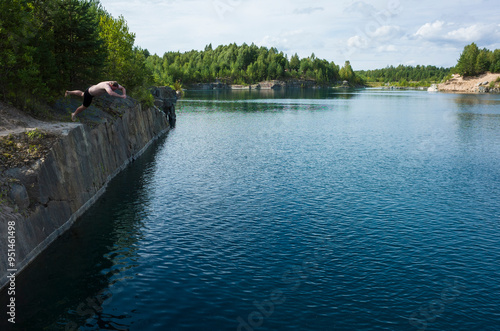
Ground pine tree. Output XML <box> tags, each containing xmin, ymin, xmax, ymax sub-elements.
<box><xmin>475</xmin><ymin>48</ymin><xmax>491</xmax><ymax>74</ymax></box>
<box><xmin>52</xmin><ymin>0</ymin><xmax>106</xmax><ymax>87</ymax></box>
<box><xmin>456</xmin><ymin>43</ymin><xmax>479</xmax><ymax>77</ymax></box>
<box><xmin>290</xmin><ymin>53</ymin><xmax>300</xmax><ymax>71</ymax></box>
<box><xmin>339</xmin><ymin>61</ymin><xmax>355</xmax><ymax>82</ymax></box>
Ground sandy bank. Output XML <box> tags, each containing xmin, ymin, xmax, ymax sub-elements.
<box><xmin>438</xmin><ymin>72</ymin><xmax>500</xmax><ymax>93</ymax></box>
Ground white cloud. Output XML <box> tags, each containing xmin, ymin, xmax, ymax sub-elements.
<box><xmin>372</xmin><ymin>25</ymin><xmax>401</xmax><ymax>39</ymax></box>
<box><xmin>446</xmin><ymin>24</ymin><xmax>489</xmax><ymax>42</ymax></box>
<box><xmin>347</xmin><ymin>35</ymin><xmax>369</xmax><ymax>49</ymax></box>
<box><xmin>415</xmin><ymin>21</ymin><xmax>500</xmax><ymax>46</ymax></box>
<box><xmin>415</xmin><ymin>20</ymin><xmax>445</xmax><ymax>39</ymax></box>
<box><xmin>344</xmin><ymin>25</ymin><xmax>401</xmax><ymax>55</ymax></box>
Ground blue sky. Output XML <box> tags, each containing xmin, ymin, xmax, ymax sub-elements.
<box><xmin>98</xmin><ymin>0</ymin><xmax>500</xmax><ymax>70</ymax></box>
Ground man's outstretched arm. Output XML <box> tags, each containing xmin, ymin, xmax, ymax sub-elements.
<box><xmin>118</xmin><ymin>85</ymin><xmax>126</xmax><ymax>98</ymax></box>
<box><xmin>104</xmin><ymin>84</ymin><xmax>127</xmax><ymax>99</ymax></box>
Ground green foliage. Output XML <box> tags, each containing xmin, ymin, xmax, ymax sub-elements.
<box><xmin>96</xmin><ymin>9</ymin><xmax>154</xmax><ymax>104</ymax></box>
<box><xmin>0</xmin><ymin>0</ymin><xmax>153</xmax><ymax>111</ymax></box>
<box><xmin>172</xmin><ymin>80</ymin><xmax>183</xmax><ymax>91</ymax></box>
<box><xmin>357</xmin><ymin>65</ymin><xmax>451</xmax><ymax>85</ymax></box>
<box><xmin>475</xmin><ymin>48</ymin><xmax>490</xmax><ymax>73</ymax></box>
<box><xmin>134</xmin><ymin>87</ymin><xmax>155</xmax><ymax>108</ymax></box>
<box><xmin>0</xmin><ymin>0</ymin><xmax>107</xmax><ymax>111</ymax></box>
<box><xmin>26</xmin><ymin>128</ymin><xmax>45</xmax><ymax>141</ymax></box>
<box><xmin>0</xmin><ymin>0</ymin><xmax>44</xmax><ymax>108</ymax></box>
<box><xmin>53</xmin><ymin>0</ymin><xmax>106</xmax><ymax>87</ymax></box>
<box><xmin>456</xmin><ymin>43</ymin><xmax>480</xmax><ymax>77</ymax></box>
<box><xmin>145</xmin><ymin>43</ymin><xmax>345</xmax><ymax>86</ymax></box>
<box><xmin>492</xmin><ymin>50</ymin><xmax>500</xmax><ymax>73</ymax></box>
<box><xmin>455</xmin><ymin>43</ymin><xmax>500</xmax><ymax>77</ymax></box>
<box><xmin>98</xmin><ymin>13</ymin><xmax>134</xmax><ymax>81</ymax></box>
<box><xmin>339</xmin><ymin>61</ymin><xmax>364</xmax><ymax>85</ymax></box>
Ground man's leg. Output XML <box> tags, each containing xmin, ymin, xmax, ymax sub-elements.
<box><xmin>72</xmin><ymin>105</ymin><xmax>87</xmax><ymax>122</ymax></box>
<box><xmin>65</xmin><ymin>90</ymin><xmax>84</xmax><ymax>97</ymax></box>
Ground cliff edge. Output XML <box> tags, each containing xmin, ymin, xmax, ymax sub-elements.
<box><xmin>0</xmin><ymin>87</ymin><xmax>176</xmax><ymax>290</ymax></box>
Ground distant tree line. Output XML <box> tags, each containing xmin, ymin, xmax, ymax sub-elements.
<box><xmin>454</xmin><ymin>43</ymin><xmax>500</xmax><ymax>77</ymax></box>
<box><xmin>145</xmin><ymin>43</ymin><xmax>364</xmax><ymax>87</ymax></box>
<box><xmin>356</xmin><ymin>65</ymin><xmax>451</xmax><ymax>86</ymax></box>
<box><xmin>0</xmin><ymin>0</ymin><xmax>152</xmax><ymax>114</ymax></box>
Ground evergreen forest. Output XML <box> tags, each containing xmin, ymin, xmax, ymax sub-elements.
<box><xmin>356</xmin><ymin>65</ymin><xmax>452</xmax><ymax>87</ymax></box>
<box><xmin>144</xmin><ymin>44</ymin><xmax>363</xmax><ymax>87</ymax></box>
<box><xmin>454</xmin><ymin>43</ymin><xmax>500</xmax><ymax>77</ymax></box>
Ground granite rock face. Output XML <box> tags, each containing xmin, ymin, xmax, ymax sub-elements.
<box><xmin>152</xmin><ymin>86</ymin><xmax>177</xmax><ymax>128</ymax></box>
<box><xmin>0</xmin><ymin>94</ymin><xmax>172</xmax><ymax>290</ymax></box>
<box><xmin>8</xmin><ymin>184</ymin><xmax>29</xmax><ymax>209</ymax></box>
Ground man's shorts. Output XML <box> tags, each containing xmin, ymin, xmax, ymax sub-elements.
<box><xmin>83</xmin><ymin>88</ymin><xmax>93</xmax><ymax>107</ymax></box>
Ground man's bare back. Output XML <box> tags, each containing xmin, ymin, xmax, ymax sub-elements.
<box><xmin>88</xmin><ymin>81</ymin><xmax>126</xmax><ymax>97</ymax></box>
<box><xmin>65</xmin><ymin>81</ymin><xmax>127</xmax><ymax>121</ymax></box>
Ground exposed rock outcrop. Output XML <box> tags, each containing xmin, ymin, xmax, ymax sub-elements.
<box><xmin>0</xmin><ymin>93</ymin><xmax>173</xmax><ymax>290</ymax></box>
<box><xmin>438</xmin><ymin>72</ymin><xmax>500</xmax><ymax>93</ymax></box>
<box><xmin>151</xmin><ymin>86</ymin><xmax>177</xmax><ymax>127</ymax></box>
<box><xmin>427</xmin><ymin>84</ymin><xmax>438</xmax><ymax>92</ymax></box>
<box><xmin>187</xmin><ymin>79</ymin><xmax>326</xmax><ymax>90</ymax></box>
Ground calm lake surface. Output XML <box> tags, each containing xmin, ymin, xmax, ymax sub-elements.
<box><xmin>2</xmin><ymin>88</ymin><xmax>500</xmax><ymax>330</ymax></box>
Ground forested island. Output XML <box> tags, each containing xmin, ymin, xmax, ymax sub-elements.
<box><xmin>2</xmin><ymin>0</ymin><xmax>500</xmax><ymax>119</ymax></box>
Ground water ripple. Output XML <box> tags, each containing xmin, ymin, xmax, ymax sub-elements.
<box><xmin>5</xmin><ymin>90</ymin><xmax>500</xmax><ymax>330</ymax></box>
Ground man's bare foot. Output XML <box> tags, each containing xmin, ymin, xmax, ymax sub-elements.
<box><xmin>71</xmin><ymin>113</ymin><xmax>76</xmax><ymax>122</ymax></box>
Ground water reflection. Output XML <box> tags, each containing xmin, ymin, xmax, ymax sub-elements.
<box><xmin>178</xmin><ymin>88</ymin><xmax>360</xmax><ymax>114</ymax></box>
<box><xmin>452</xmin><ymin>93</ymin><xmax>500</xmax><ymax>136</ymax></box>
<box><xmin>0</xmin><ymin>135</ymin><xmax>168</xmax><ymax>330</ymax></box>
<box><xmin>183</xmin><ymin>87</ymin><xmax>360</xmax><ymax>101</ymax></box>
<box><xmin>452</xmin><ymin>93</ymin><xmax>500</xmax><ymax>108</ymax></box>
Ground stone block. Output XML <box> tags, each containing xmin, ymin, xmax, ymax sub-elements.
<box><xmin>9</xmin><ymin>183</ymin><xmax>29</xmax><ymax>209</ymax></box>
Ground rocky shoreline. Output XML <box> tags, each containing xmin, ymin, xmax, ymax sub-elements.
<box><xmin>187</xmin><ymin>79</ymin><xmax>353</xmax><ymax>90</ymax></box>
<box><xmin>0</xmin><ymin>87</ymin><xmax>176</xmax><ymax>291</ymax></box>
<box><xmin>437</xmin><ymin>72</ymin><xmax>500</xmax><ymax>93</ymax></box>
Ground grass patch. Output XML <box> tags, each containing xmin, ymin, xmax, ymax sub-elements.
<box><xmin>0</xmin><ymin>129</ymin><xmax>58</xmax><ymax>169</ymax></box>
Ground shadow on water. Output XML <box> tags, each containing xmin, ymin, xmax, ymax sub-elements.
<box><xmin>0</xmin><ymin>133</ymin><xmax>170</xmax><ymax>330</ymax></box>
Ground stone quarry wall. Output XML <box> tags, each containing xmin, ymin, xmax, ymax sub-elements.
<box><xmin>0</xmin><ymin>88</ymin><xmax>175</xmax><ymax>290</ymax></box>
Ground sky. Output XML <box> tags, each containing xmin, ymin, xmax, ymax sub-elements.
<box><xmin>98</xmin><ymin>0</ymin><xmax>500</xmax><ymax>70</ymax></box>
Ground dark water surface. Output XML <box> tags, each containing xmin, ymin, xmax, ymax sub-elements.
<box><xmin>2</xmin><ymin>89</ymin><xmax>500</xmax><ymax>330</ymax></box>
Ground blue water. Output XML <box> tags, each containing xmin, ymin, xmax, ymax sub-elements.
<box><xmin>2</xmin><ymin>89</ymin><xmax>500</xmax><ymax>330</ymax></box>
